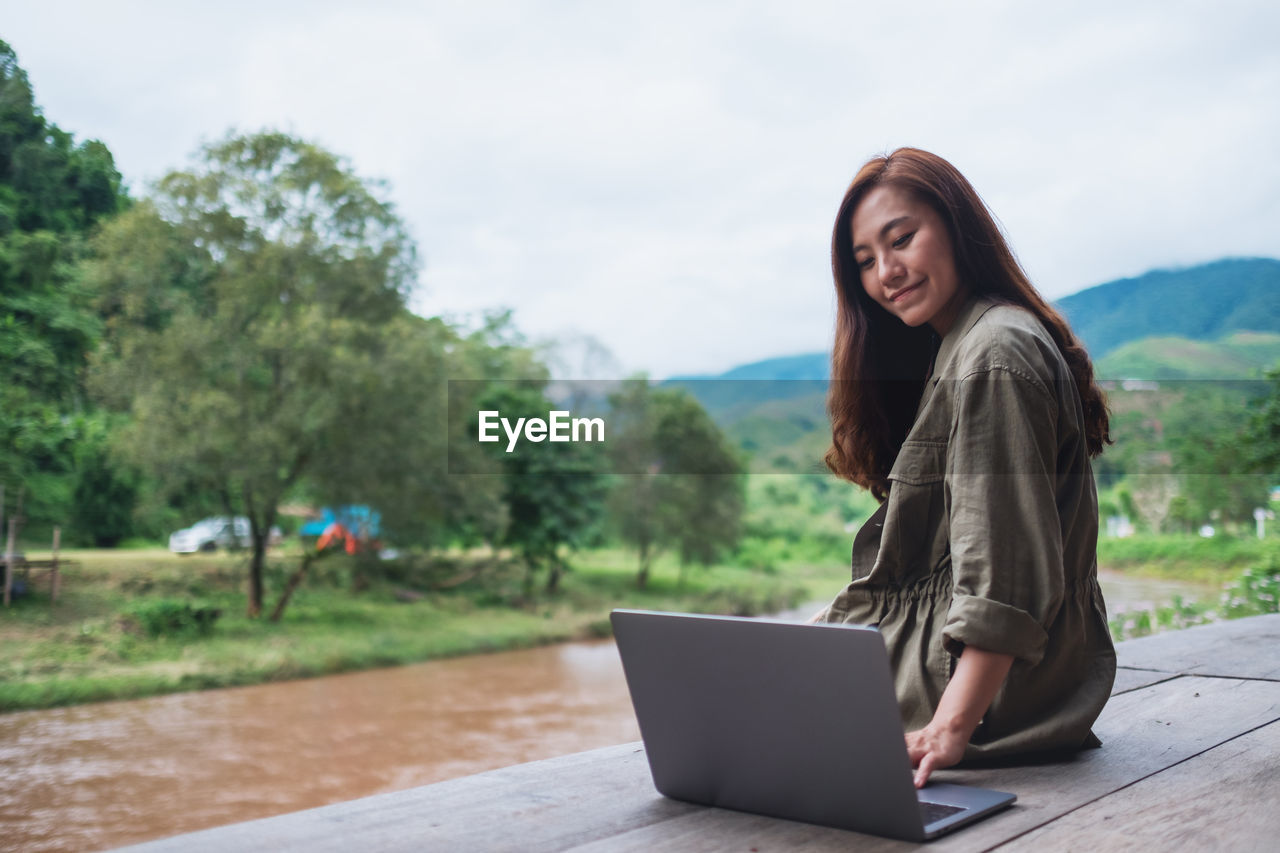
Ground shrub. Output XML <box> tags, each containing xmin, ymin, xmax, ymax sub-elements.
<box><xmin>1220</xmin><ymin>559</ymin><xmax>1280</xmax><ymax>617</ymax></box>
<box><xmin>123</xmin><ymin>599</ymin><xmax>221</xmax><ymax>638</ymax></box>
<box><xmin>1109</xmin><ymin>595</ymin><xmax>1214</xmax><ymax>642</ymax></box>
<box><xmin>1109</xmin><ymin>558</ymin><xmax>1280</xmax><ymax>641</ymax></box>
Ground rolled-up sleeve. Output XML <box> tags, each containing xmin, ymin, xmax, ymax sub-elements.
<box><xmin>942</xmin><ymin>366</ymin><xmax>1064</xmax><ymax>665</ymax></box>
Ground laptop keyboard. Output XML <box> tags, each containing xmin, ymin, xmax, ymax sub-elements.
<box><xmin>920</xmin><ymin>801</ymin><xmax>966</xmax><ymax>824</ymax></box>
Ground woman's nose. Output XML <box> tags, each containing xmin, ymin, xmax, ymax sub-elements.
<box><xmin>879</xmin><ymin>253</ymin><xmax>906</xmax><ymax>286</ymax></box>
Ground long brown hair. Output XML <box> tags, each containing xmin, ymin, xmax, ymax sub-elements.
<box><xmin>825</xmin><ymin>148</ymin><xmax>1111</xmax><ymax>500</ymax></box>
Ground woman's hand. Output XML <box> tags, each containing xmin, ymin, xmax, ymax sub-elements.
<box><xmin>905</xmin><ymin>645</ymin><xmax>1014</xmax><ymax>787</ymax></box>
<box><xmin>905</xmin><ymin>721</ymin><xmax>970</xmax><ymax>788</ymax></box>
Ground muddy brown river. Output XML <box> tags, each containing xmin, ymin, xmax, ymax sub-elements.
<box><xmin>1</xmin><ymin>572</ymin><xmax>1219</xmax><ymax>852</ymax></box>
<box><xmin>0</xmin><ymin>641</ymin><xmax>640</xmax><ymax>852</ymax></box>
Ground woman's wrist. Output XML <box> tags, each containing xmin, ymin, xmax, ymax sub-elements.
<box><xmin>928</xmin><ymin>706</ymin><xmax>981</xmax><ymax>740</ymax></box>
<box><xmin>931</xmin><ymin>646</ymin><xmax>1015</xmax><ymax>740</ymax></box>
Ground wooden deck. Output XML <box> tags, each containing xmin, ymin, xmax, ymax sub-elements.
<box><xmin>123</xmin><ymin>614</ymin><xmax>1280</xmax><ymax>852</ymax></box>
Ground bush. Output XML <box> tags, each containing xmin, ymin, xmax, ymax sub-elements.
<box><xmin>1220</xmin><ymin>559</ymin><xmax>1280</xmax><ymax>617</ymax></box>
<box><xmin>1109</xmin><ymin>558</ymin><xmax>1280</xmax><ymax>641</ymax></box>
<box><xmin>1109</xmin><ymin>595</ymin><xmax>1214</xmax><ymax>641</ymax></box>
<box><xmin>123</xmin><ymin>599</ymin><xmax>221</xmax><ymax>638</ymax></box>
<box><xmin>735</xmin><ymin>536</ymin><xmax>788</xmax><ymax>573</ymax></box>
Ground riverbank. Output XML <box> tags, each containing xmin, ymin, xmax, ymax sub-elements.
<box><xmin>0</xmin><ymin>546</ymin><xmax>847</xmax><ymax>713</ymax></box>
<box><xmin>4</xmin><ymin>536</ymin><xmax>1276</xmax><ymax>713</ymax></box>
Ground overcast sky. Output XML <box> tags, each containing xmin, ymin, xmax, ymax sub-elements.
<box><xmin>6</xmin><ymin>1</ymin><xmax>1278</xmax><ymax>377</ymax></box>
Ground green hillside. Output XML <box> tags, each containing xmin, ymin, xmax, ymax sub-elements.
<box><xmin>721</xmin><ymin>391</ymin><xmax>829</xmax><ymax>472</ymax></box>
<box><xmin>1096</xmin><ymin>332</ymin><xmax>1280</xmax><ymax>380</ymax></box>
<box><xmin>1056</xmin><ymin>257</ymin><xmax>1280</xmax><ymax>358</ymax></box>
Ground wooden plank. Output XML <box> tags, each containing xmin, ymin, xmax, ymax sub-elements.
<box><xmin>120</xmin><ymin>743</ymin><xmax>695</xmax><ymax>853</ymax></box>
<box><xmin>567</xmin><ymin>677</ymin><xmax>1280</xmax><ymax>852</ymax></box>
<box><xmin>567</xmin><ymin>805</ymin><xmax>921</xmax><ymax>853</ymax></box>
<box><xmin>1110</xmin><ymin>667</ymin><xmax>1180</xmax><ymax>695</ymax></box>
<box><xmin>996</xmin><ymin>720</ymin><xmax>1280</xmax><ymax>852</ymax></box>
<box><xmin>924</xmin><ymin>676</ymin><xmax>1280</xmax><ymax>851</ymax></box>
<box><xmin>1113</xmin><ymin>614</ymin><xmax>1280</xmax><ymax>680</ymax></box>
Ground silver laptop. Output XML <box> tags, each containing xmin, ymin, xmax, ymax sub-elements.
<box><xmin>610</xmin><ymin>609</ymin><xmax>1016</xmax><ymax>841</ymax></box>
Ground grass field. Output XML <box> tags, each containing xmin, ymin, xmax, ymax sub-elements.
<box><xmin>0</xmin><ymin>545</ymin><xmax>850</xmax><ymax>712</ymax></box>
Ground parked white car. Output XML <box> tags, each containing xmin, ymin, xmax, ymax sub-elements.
<box><xmin>168</xmin><ymin>517</ymin><xmax>280</xmax><ymax>554</ymax></box>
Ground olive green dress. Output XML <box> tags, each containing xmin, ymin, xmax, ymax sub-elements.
<box><xmin>820</xmin><ymin>295</ymin><xmax>1116</xmax><ymax>759</ymax></box>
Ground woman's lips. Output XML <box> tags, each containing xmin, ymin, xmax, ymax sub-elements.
<box><xmin>889</xmin><ymin>281</ymin><xmax>923</xmax><ymax>302</ymax></box>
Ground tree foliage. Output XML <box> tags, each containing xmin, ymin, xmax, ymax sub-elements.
<box><xmin>1245</xmin><ymin>367</ymin><xmax>1280</xmax><ymax>477</ymax></box>
<box><xmin>1168</xmin><ymin>387</ymin><xmax>1270</xmax><ymax>530</ymax></box>
<box><xmin>0</xmin><ymin>40</ymin><xmax>127</xmax><ymax>532</ymax></box>
<box><xmin>607</xmin><ymin>382</ymin><xmax>746</xmax><ymax>588</ymax></box>
<box><xmin>477</xmin><ymin>383</ymin><xmax>608</xmax><ymax>595</ymax></box>
<box><xmin>88</xmin><ymin>131</ymin><xmax>421</xmax><ymax>617</ymax></box>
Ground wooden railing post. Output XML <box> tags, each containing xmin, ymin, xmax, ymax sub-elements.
<box><xmin>3</xmin><ymin>517</ymin><xmax>15</xmax><ymax>607</ymax></box>
<box><xmin>52</xmin><ymin>526</ymin><xmax>61</xmax><ymax>603</ymax></box>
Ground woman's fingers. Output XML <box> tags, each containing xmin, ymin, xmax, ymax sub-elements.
<box><xmin>914</xmin><ymin>753</ymin><xmax>936</xmax><ymax>788</ymax></box>
<box><xmin>905</xmin><ymin>727</ymin><xmax>961</xmax><ymax>786</ymax></box>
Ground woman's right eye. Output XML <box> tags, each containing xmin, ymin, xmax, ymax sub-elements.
<box><xmin>857</xmin><ymin>257</ymin><xmax>874</xmax><ymax>270</ymax></box>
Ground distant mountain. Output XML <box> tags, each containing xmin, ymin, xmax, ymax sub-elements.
<box><xmin>717</xmin><ymin>353</ymin><xmax>830</xmax><ymax>381</ymax></box>
<box><xmin>1056</xmin><ymin>257</ymin><xmax>1280</xmax><ymax>358</ymax></box>
<box><xmin>667</xmin><ymin>352</ymin><xmax>830</xmax><ymax>382</ymax></box>
<box><xmin>663</xmin><ymin>355</ymin><xmax>830</xmax><ymax>421</ymax></box>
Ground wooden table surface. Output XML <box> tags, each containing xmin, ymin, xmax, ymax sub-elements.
<box><xmin>123</xmin><ymin>614</ymin><xmax>1280</xmax><ymax>852</ymax></box>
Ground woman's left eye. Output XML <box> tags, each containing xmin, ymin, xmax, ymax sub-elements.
<box><xmin>892</xmin><ymin>232</ymin><xmax>914</xmax><ymax>248</ymax></box>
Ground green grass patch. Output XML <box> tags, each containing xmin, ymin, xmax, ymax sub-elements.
<box><xmin>1097</xmin><ymin>534</ymin><xmax>1280</xmax><ymax>581</ymax></box>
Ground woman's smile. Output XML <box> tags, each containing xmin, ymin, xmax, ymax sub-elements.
<box><xmin>888</xmin><ymin>280</ymin><xmax>924</xmax><ymax>302</ymax></box>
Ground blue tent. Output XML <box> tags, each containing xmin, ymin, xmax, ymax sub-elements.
<box><xmin>299</xmin><ymin>506</ymin><xmax>381</xmax><ymax>538</ymax></box>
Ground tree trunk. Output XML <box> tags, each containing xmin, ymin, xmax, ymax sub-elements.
<box><xmin>244</xmin><ymin>495</ymin><xmax>279</xmax><ymax>619</ymax></box>
<box><xmin>247</xmin><ymin>534</ymin><xmax>266</xmax><ymax>618</ymax></box>
<box><xmin>522</xmin><ymin>555</ymin><xmax>536</xmax><ymax>600</ymax></box>
<box><xmin>636</xmin><ymin>541</ymin><xmax>650</xmax><ymax>590</ymax></box>
<box><xmin>545</xmin><ymin>555</ymin><xmax>563</xmax><ymax>594</ymax></box>
<box><xmin>269</xmin><ymin>552</ymin><xmax>315</xmax><ymax>622</ymax></box>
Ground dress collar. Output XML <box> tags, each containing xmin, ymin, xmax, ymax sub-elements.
<box><xmin>930</xmin><ymin>294</ymin><xmax>998</xmax><ymax>383</ymax></box>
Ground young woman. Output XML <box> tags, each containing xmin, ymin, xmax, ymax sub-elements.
<box><xmin>814</xmin><ymin>148</ymin><xmax>1116</xmax><ymax>788</ymax></box>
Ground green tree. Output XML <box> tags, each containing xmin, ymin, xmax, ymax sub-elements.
<box><xmin>608</xmin><ymin>382</ymin><xmax>746</xmax><ymax>588</ymax></box>
<box><xmin>67</xmin><ymin>412</ymin><xmax>142</xmax><ymax>546</ymax></box>
<box><xmin>88</xmin><ymin>131</ymin><xmax>418</xmax><ymax>617</ymax></box>
<box><xmin>1172</xmin><ymin>385</ymin><xmax>1270</xmax><ymax>529</ymax></box>
<box><xmin>0</xmin><ymin>40</ymin><xmax>127</xmax><ymax>534</ymax></box>
<box><xmin>301</xmin><ymin>312</ymin><xmax>515</xmax><ymax>552</ymax></box>
<box><xmin>1245</xmin><ymin>367</ymin><xmax>1280</xmax><ymax>477</ymax></box>
<box><xmin>476</xmin><ymin>382</ymin><xmax>608</xmax><ymax>596</ymax></box>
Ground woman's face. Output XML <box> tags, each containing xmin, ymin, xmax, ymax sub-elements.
<box><xmin>850</xmin><ymin>184</ymin><xmax>967</xmax><ymax>336</ymax></box>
